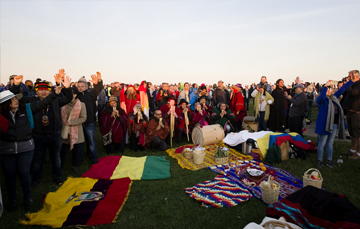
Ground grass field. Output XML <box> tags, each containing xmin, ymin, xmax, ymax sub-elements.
<box><xmin>1</xmin><ymin>102</ymin><xmax>359</xmax><ymax>229</ymax></box>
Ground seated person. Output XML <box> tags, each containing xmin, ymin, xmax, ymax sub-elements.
<box><xmin>211</xmin><ymin>102</ymin><xmax>235</xmax><ymax>133</ymax></box>
<box><xmin>146</xmin><ymin>110</ymin><xmax>170</xmax><ymax>151</ymax></box>
<box><xmin>192</xmin><ymin>102</ymin><xmax>209</xmax><ymax>128</ymax></box>
<box><xmin>128</xmin><ymin>102</ymin><xmax>147</xmax><ymax>151</ymax></box>
<box><xmin>198</xmin><ymin>95</ymin><xmax>213</xmax><ymax>116</ymax></box>
<box><xmin>178</xmin><ymin>99</ymin><xmax>192</xmax><ymax>142</ymax></box>
<box><xmin>100</xmin><ymin>96</ymin><xmax>128</xmax><ymax>154</ymax></box>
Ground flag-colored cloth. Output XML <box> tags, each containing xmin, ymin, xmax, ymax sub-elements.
<box><xmin>138</xmin><ymin>81</ymin><xmax>149</xmax><ymax>119</ymax></box>
<box><xmin>20</xmin><ymin>177</ymin><xmax>132</xmax><ymax>228</ymax></box>
<box><xmin>166</xmin><ymin>143</ymin><xmax>253</xmax><ymax>171</ymax></box>
<box><xmin>257</xmin><ymin>132</ymin><xmax>315</xmax><ymax>159</ymax></box>
<box><xmin>185</xmin><ymin>175</ymin><xmax>252</xmax><ymax>208</ymax></box>
<box><xmin>82</xmin><ymin>155</ymin><xmax>171</xmax><ymax>180</ymax></box>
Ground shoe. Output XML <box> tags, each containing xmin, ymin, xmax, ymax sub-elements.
<box><xmin>326</xmin><ymin>160</ymin><xmax>336</xmax><ymax>168</ymax></box>
<box><xmin>72</xmin><ymin>166</ymin><xmax>79</xmax><ymax>174</ymax></box>
<box><xmin>6</xmin><ymin>200</ymin><xmax>16</xmax><ymax>212</ymax></box>
<box><xmin>54</xmin><ymin>178</ymin><xmax>63</xmax><ymax>186</ymax></box>
<box><xmin>24</xmin><ymin>198</ymin><xmax>33</xmax><ymax>210</ymax></box>
<box><xmin>342</xmin><ymin>149</ymin><xmax>354</xmax><ymax>156</ymax></box>
<box><xmin>31</xmin><ymin>180</ymin><xmax>41</xmax><ymax>189</ymax></box>
<box><xmin>349</xmin><ymin>153</ymin><xmax>360</xmax><ymax>160</ymax></box>
<box><xmin>317</xmin><ymin>160</ymin><xmax>325</xmax><ymax>168</ymax></box>
<box><xmin>346</xmin><ymin>136</ymin><xmax>351</xmax><ymax>140</ymax></box>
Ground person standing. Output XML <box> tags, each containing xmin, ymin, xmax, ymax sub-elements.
<box><xmin>213</xmin><ymin>80</ymin><xmax>230</xmax><ymax>107</ymax></box>
<box><xmin>230</xmin><ymin>84</ymin><xmax>247</xmax><ymax>131</ymax></box>
<box><xmin>269</xmin><ymin>79</ymin><xmax>287</xmax><ymax>132</ymax></box>
<box><xmin>243</xmin><ymin>85</ymin><xmax>251</xmax><ymax>111</ymax></box>
<box><xmin>251</xmin><ymin>85</ymin><xmax>274</xmax><ymax>131</ymax></box>
<box><xmin>76</xmin><ymin>72</ymin><xmax>103</xmax><ymax>164</ymax></box>
<box><xmin>0</xmin><ymin>75</ymin><xmax>61</xmax><ymax>211</ymax></box>
<box><xmin>285</xmin><ymin>84</ymin><xmax>308</xmax><ymax>137</ymax></box>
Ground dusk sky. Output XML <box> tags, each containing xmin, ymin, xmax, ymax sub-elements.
<box><xmin>1</xmin><ymin>0</ymin><xmax>359</xmax><ymax>86</ymax></box>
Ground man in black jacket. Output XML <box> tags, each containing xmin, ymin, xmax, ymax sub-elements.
<box><xmin>76</xmin><ymin>72</ymin><xmax>103</xmax><ymax>164</ymax></box>
<box><xmin>286</xmin><ymin>84</ymin><xmax>308</xmax><ymax>137</ymax></box>
<box><xmin>213</xmin><ymin>80</ymin><xmax>230</xmax><ymax>106</ymax></box>
<box><xmin>12</xmin><ymin>69</ymin><xmax>72</xmax><ymax>187</ymax></box>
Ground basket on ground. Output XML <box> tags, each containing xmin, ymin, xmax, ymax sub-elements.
<box><xmin>192</xmin><ymin>149</ymin><xmax>206</xmax><ymax>164</ymax></box>
<box><xmin>303</xmin><ymin>168</ymin><xmax>323</xmax><ymax>189</ymax></box>
<box><xmin>182</xmin><ymin>148</ymin><xmax>193</xmax><ymax>160</ymax></box>
<box><xmin>259</xmin><ymin>176</ymin><xmax>280</xmax><ymax>205</ymax></box>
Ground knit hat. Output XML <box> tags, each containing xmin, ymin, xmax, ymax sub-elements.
<box><xmin>34</xmin><ymin>81</ymin><xmax>52</xmax><ymax>91</ymax></box>
<box><xmin>232</xmin><ymin>84</ymin><xmax>242</xmax><ymax>92</ymax></box>
<box><xmin>78</xmin><ymin>77</ymin><xmax>87</xmax><ymax>84</ymax></box>
<box><xmin>108</xmin><ymin>96</ymin><xmax>118</xmax><ymax>102</ymax></box>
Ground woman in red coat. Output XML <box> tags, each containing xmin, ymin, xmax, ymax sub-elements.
<box><xmin>120</xmin><ymin>84</ymin><xmax>140</xmax><ymax>114</ymax></box>
<box><xmin>100</xmin><ymin>96</ymin><xmax>128</xmax><ymax>154</ymax></box>
<box><xmin>230</xmin><ymin>84</ymin><xmax>247</xmax><ymax>131</ymax></box>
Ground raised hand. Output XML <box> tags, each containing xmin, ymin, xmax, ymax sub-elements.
<box><xmin>54</xmin><ymin>86</ymin><xmax>62</xmax><ymax>94</ymax></box>
<box><xmin>62</xmin><ymin>75</ymin><xmax>71</xmax><ymax>88</ymax></box>
<box><xmin>89</xmin><ymin>74</ymin><xmax>98</xmax><ymax>85</ymax></box>
<box><xmin>59</xmin><ymin>69</ymin><xmax>66</xmax><ymax>79</ymax></box>
<box><xmin>54</xmin><ymin>73</ymin><xmax>61</xmax><ymax>84</ymax></box>
<box><xmin>96</xmin><ymin>71</ymin><xmax>102</xmax><ymax>82</ymax></box>
<box><xmin>13</xmin><ymin>75</ymin><xmax>23</xmax><ymax>85</ymax></box>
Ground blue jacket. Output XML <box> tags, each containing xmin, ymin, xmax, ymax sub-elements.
<box><xmin>189</xmin><ymin>88</ymin><xmax>197</xmax><ymax>111</ymax></box>
<box><xmin>315</xmin><ymin>80</ymin><xmax>353</xmax><ymax>135</ymax></box>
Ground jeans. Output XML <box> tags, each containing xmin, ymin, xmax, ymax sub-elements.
<box><xmin>257</xmin><ymin>111</ymin><xmax>267</xmax><ymax>131</ymax></box>
<box><xmin>244</xmin><ymin>98</ymin><xmax>249</xmax><ymax>110</ymax></box>
<box><xmin>83</xmin><ymin>123</ymin><xmax>98</xmax><ymax>164</ymax></box>
<box><xmin>1</xmin><ymin>150</ymin><xmax>33</xmax><ymax>201</ymax></box>
<box><xmin>32</xmin><ymin>131</ymin><xmax>62</xmax><ymax>183</ymax></box>
<box><xmin>60</xmin><ymin>143</ymin><xmax>83</xmax><ymax>168</ymax></box>
<box><xmin>317</xmin><ymin>124</ymin><xmax>338</xmax><ymax>161</ymax></box>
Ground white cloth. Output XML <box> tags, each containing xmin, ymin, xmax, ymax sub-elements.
<box><xmin>259</xmin><ymin>94</ymin><xmax>266</xmax><ymax>111</ymax></box>
<box><xmin>223</xmin><ymin>130</ymin><xmax>272</xmax><ymax>146</ymax></box>
<box><xmin>243</xmin><ymin>216</ymin><xmax>301</xmax><ymax>229</ymax></box>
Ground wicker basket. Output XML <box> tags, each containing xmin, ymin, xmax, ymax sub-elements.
<box><xmin>303</xmin><ymin>168</ymin><xmax>323</xmax><ymax>189</ymax></box>
<box><xmin>243</xmin><ymin>120</ymin><xmax>258</xmax><ymax>133</ymax></box>
<box><xmin>182</xmin><ymin>149</ymin><xmax>193</xmax><ymax>160</ymax></box>
<box><xmin>260</xmin><ymin>176</ymin><xmax>280</xmax><ymax>205</ymax></box>
<box><xmin>192</xmin><ymin>150</ymin><xmax>206</xmax><ymax>164</ymax></box>
<box><xmin>214</xmin><ymin>156</ymin><xmax>229</xmax><ymax>165</ymax></box>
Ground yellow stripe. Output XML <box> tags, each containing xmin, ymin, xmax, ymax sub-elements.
<box><xmin>20</xmin><ymin>177</ymin><xmax>98</xmax><ymax>227</ymax></box>
<box><xmin>110</xmin><ymin>156</ymin><xmax>147</xmax><ymax>180</ymax></box>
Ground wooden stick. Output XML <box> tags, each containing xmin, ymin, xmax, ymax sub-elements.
<box><xmin>184</xmin><ymin>110</ymin><xmax>189</xmax><ymax>141</ymax></box>
<box><xmin>170</xmin><ymin>106</ymin><xmax>175</xmax><ymax>147</ymax></box>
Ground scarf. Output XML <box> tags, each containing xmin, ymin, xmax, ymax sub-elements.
<box><xmin>326</xmin><ymin>95</ymin><xmax>345</xmax><ymax>139</ymax></box>
<box><xmin>61</xmin><ymin>99</ymin><xmax>81</xmax><ymax>150</ymax></box>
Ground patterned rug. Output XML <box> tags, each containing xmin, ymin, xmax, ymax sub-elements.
<box><xmin>209</xmin><ymin>159</ymin><xmax>304</xmax><ymax>202</ymax></box>
<box><xmin>166</xmin><ymin>143</ymin><xmax>253</xmax><ymax>171</ymax></box>
<box><xmin>184</xmin><ymin>175</ymin><xmax>252</xmax><ymax>208</ymax></box>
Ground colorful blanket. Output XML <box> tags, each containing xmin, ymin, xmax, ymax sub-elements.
<box><xmin>82</xmin><ymin>156</ymin><xmax>170</xmax><ymax>180</ymax></box>
<box><xmin>184</xmin><ymin>175</ymin><xmax>252</xmax><ymax>208</ymax></box>
<box><xmin>209</xmin><ymin>159</ymin><xmax>303</xmax><ymax>202</ymax></box>
<box><xmin>166</xmin><ymin>143</ymin><xmax>253</xmax><ymax>171</ymax></box>
<box><xmin>267</xmin><ymin>186</ymin><xmax>360</xmax><ymax>228</ymax></box>
<box><xmin>20</xmin><ymin>177</ymin><xmax>131</xmax><ymax>228</ymax></box>
<box><xmin>257</xmin><ymin>132</ymin><xmax>316</xmax><ymax>159</ymax></box>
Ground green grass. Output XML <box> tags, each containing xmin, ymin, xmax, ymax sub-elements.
<box><xmin>1</xmin><ymin>103</ymin><xmax>359</xmax><ymax>229</ymax></box>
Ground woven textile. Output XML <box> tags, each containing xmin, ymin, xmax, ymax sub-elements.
<box><xmin>184</xmin><ymin>175</ymin><xmax>252</xmax><ymax>208</ymax></box>
<box><xmin>166</xmin><ymin>143</ymin><xmax>253</xmax><ymax>171</ymax></box>
<box><xmin>209</xmin><ymin>159</ymin><xmax>303</xmax><ymax>203</ymax></box>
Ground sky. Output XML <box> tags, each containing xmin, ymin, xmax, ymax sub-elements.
<box><xmin>1</xmin><ymin>0</ymin><xmax>359</xmax><ymax>86</ymax></box>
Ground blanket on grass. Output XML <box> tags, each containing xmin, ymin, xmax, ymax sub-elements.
<box><xmin>20</xmin><ymin>177</ymin><xmax>131</xmax><ymax>228</ymax></box>
<box><xmin>82</xmin><ymin>156</ymin><xmax>170</xmax><ymax>180</ymax></box>
<box><xmin>184</xmin><ymin>175</ymin><xmax>252</xmax><ymax>208</ymax></box>
<box><xmin>267</xmin><ymin>185</ymin><xmax>360</xmax><ymax>229</ymax></box>
<box><xmin>257</xmin><ymin>132</ymin><xmax>316</xmax><ymax>159</ymax></box>
<box><xmin>209</xmin><ymin>159</ymin><xmax>303</xmax><ymax>203</ymax></box>
<box><xmin>166</xmin><ymin>143</ymin><xmax>252</xmax><ymax>171</ymax></box>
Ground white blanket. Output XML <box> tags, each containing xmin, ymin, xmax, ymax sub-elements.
<box><xmin>223</xmin><ymin>130</ymin><xmax>273</xmax><ymax>146</ymax></box>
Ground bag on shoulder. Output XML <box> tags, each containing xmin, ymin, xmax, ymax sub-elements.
<box><xmin>103</xmin><ymin>118</ymin><xmax>116</xmax><ymax>146</ymax></box>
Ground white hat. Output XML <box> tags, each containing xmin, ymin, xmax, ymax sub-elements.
<box><xmin>0</xmin><ymin>90</ymin><xmax>23</xmax><ymax>104</ymax></box>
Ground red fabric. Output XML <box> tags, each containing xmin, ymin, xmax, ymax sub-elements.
<box><xmin>175</xmin><ymin>91</ymin><xmax>180</xmax><ymax>100</ymax></box>
<box><xmin>160</xmin><ymin>104</ymin><xmax>183</xmax><ymax>128</ymax></box>
<box><xmin>155</xmin><ymin>92</ymin><xmax>162</xmax><ymax>102</ymax></box>
<box><xmin>175</xmin><ymin>145</ymin><xmax>194</xmax><ymax>154</ymax></box>
<box><xmin>86</xmin><ymin>177</ymin><xmax>131</xmax><ymax>225</ymax></box>
<box><xmin>230</xmin><ymin>92</ymin><xmax>247</xmax><ymax>122</ymax></box>
<box><xmin>0</xmin><ymin>113</ymin><xmax>9</xmax><ymax>133</ymax></box>
<box><xmin>192</xmin><ymin>110</ymin><xmax>209</xmax><ymax>128</ymax></box>
<box><xmin>274</xmin><ymin>135</ymin><xmax>316</xmax><ymax>151</ymax></box>
<box><xmin>202</xmin><ymin>104</ymin><xmax>213</xmax><ymax>116</ymax></box>
<box><xmin>82</xmin><ymin>156</ymin><xmax>122</xmax><ymax>179</ymax></box>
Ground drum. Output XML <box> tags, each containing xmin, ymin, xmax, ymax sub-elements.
<box><xmin>192</xmin><ymin>124</ymin><xmax>225</xmax><ymax>146</ymax></box>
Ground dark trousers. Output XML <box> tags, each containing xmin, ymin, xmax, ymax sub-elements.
<box><xmin>105</xmin><ymin>141</ymin><xmax>125</xmax><ymax>154</ymax></box>
<box><xmin>130</xmin><ymin>133</ymin><xmax>145</xmax><ymax>151</ymax></box>
<box><xmin>151</xmin><ymin>136</ymin><xmax>167</xmax><ymax>151</ymax></box>
<box><xmin>83</xmin><ymin>123</ymin><xmax>98</xmax><ymax>164</ymax></box>
<box><xmin>60</xmin><ymin>143</ymin><xmax>83</xmax><ymax>168</ymax></box>
<box><xmin>32</xmin><ymin>131</ymin><xmax>62</xmax><ymax>183</ymax></box>
<box><xmin>244</xmin><ymin>98</ymin><xmax>250</xmax><ymax>110</ymax></box>
<box><xmin>1</xmin><ymin>150</ymin><xmax>33</xmax><ymax>201</ymax></box>
<box><xmin>288</xmin><ymin>116</ymin><xmax>304</xmax><ymax>137</ymax></box>
<box><xmin>257</xmin><ymin>111</ymin><xmax>267</xmax><ymax>131</ymax></box>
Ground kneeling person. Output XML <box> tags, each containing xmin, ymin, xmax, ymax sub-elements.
<box><xmin>146</xmin><ymin>110</ymin><xmax>169</xmax><ymax>151</ymax></box>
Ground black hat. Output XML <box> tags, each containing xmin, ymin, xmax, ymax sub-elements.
<box><xmin>178</xmin><ymin>99</ymin><xmax>188</xmax><ymax>106</ymax></box>
<box><xmin>197</xmin><ymin>95</ymin><xmax>208</xmax><ymax>102</ymax></box>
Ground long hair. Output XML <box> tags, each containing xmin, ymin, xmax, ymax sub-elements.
<box><xmin>0</xmin><ymin>99</ymin><xmax>25</xmax><ymax>119</ymax></box>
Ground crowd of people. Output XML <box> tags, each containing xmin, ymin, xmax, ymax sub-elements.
<box><xmin>0</xmin><ymin>69</ymin><xmax>359</xmax><ymax>212</ymax></box>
